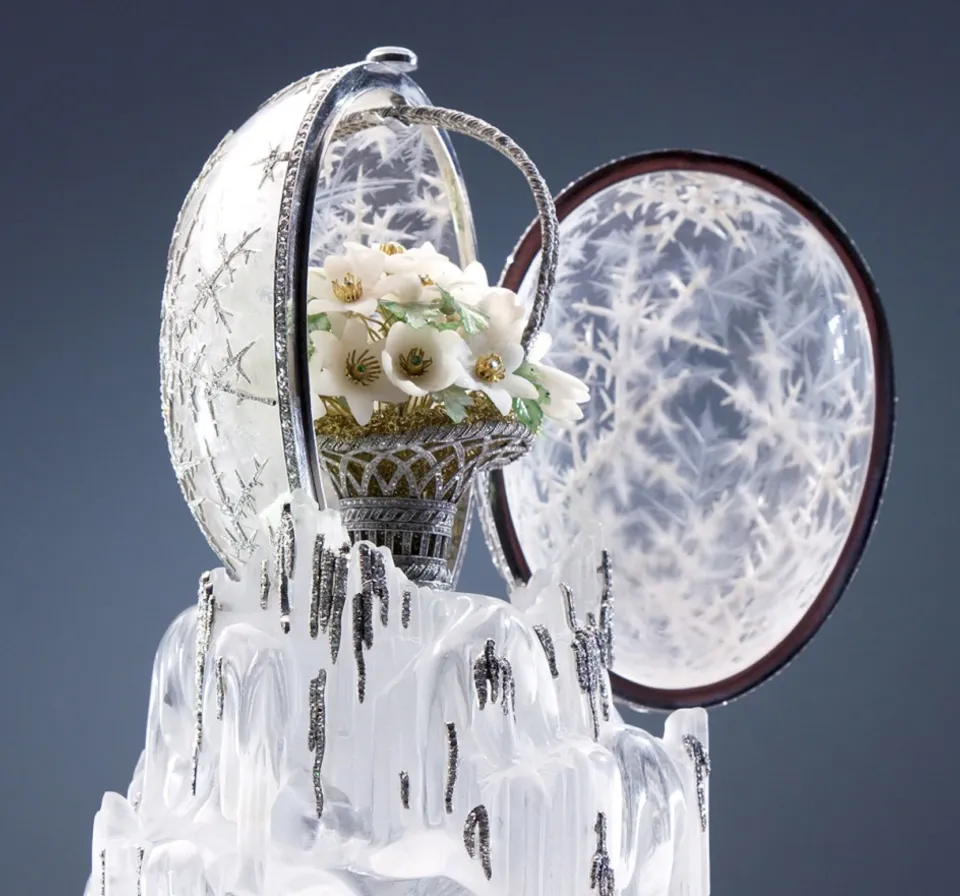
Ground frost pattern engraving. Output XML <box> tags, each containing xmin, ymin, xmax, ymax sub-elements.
<box><xmin>501</xmin><ymin>169</ymin><xmax>877</xmax><ymax>691</ymax></box>
<box><xmin>160</xmin><ymin>75</ymin><xmax>467</xmax><ymax>575</ymax></box>
<box><xmin>309</xmin><ymin>119</ymin><xmax>462</xmax><ymax>266</ymax></box>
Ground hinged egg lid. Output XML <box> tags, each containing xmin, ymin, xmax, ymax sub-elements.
<box><xmin>480</xmin><ymin>151</ymin><xmax>895</xmax><ymax>709</ymax></box>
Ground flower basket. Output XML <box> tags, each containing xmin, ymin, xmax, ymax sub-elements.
<box><xmin>316</xmin><ymin>418</ymin><xmax>533</xmax><ymax>588</ymax></box>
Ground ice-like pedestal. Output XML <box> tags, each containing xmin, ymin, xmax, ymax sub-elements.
<box><xmin>86</xmin><ymin>493</ymin><xmax>709</xmax><ymax>896</ymax></box>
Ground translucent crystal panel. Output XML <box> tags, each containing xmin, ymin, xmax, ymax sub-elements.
<box><xmin>309</xmin><ymin>110</ymin><xmax>466</xmax><ymax>266</ymax></box>
<box><xmin>86</xmin><ymin>494</ymin><xmax>709</xmax><ymax>896</ymax></box>
<box><xmin>160</xmin><ymin>71</ymin><xmax>472</xmax><ymax>576</ymax></box>
<box><xmin>497</xmin><ymin>165</ymin><xmax>881</xmax><ymax>694</ymax></box>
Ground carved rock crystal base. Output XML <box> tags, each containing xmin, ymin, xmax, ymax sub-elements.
<box><xmin>85</xmin><ymin>492</ymin><xmax>710</xmax><ymax>896</ymax></box>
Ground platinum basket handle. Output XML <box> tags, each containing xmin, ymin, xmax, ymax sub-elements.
<box><xmin>335</xmin><ymin>104</ymin><xmax>558</xmax><ymax>351</ymax></box>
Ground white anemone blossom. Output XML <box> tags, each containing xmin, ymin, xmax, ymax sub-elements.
<box><xmin>309</xmin><ymin>317</ymin><xmax>405</xmax><ymax>425</ymax></box>
<box><xmin>307</xmin><ymin>241</ymin><xmax>386</xmax><ymax>316</ymax></box>
<box><xmin>375</xmin><ymin>242</ymin><xmax>487</xmax><ymax>305</ymax></box>
<box><xmin>438</xmin><ymin>259</ymin><xmax>489</xmax><ymax>306</ymax></box>
<box><xmin>458</xmin><ymin>316</ymin><xmax>538</xmax><ymax>416</ymax></box>
<box><xmin>382</xmin><ymin>322</ymin><xmax>468</xmax><ymax>396</ymax></box>
<box><xmin>478</xmin><ymin>287</ymin><xmax>527</xmax><ymax>342</ymax></box>
<box><xmin>527</xmin><ymin>333</ymin><xmax>590</xmax><ymax>423</ymax></box>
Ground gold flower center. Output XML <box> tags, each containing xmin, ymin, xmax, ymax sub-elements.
<box><xmin>378</xmin><ymin>242</ymin><xmax>406</xmax><ymax>255</ymax></box>
<box><xmin>419</xmin><ymin>274</ymin><xmax>435</xmax><ymax>286</ymax></box>
<box><xmin>475</xmin><ymin>352</ymin><xmax>506</xmax><ymax>384</ymax></box>
<box><xmin>332</xmin><ymin>273</ymin><xmax>363</xmax><ymax>303</ymax></box>
<box><xmin>344</xmin><ymin>349</ymin><xmax>381</xmax><ymax>386</ymax></box>
<box><xmin>398</xmin><ymin>347</ymin><xmax>434</xmax><ymax>378</ymax></box>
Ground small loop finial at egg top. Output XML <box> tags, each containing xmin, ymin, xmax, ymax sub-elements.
<box><xmin>365</xmin><ymin>46</ymin><xmax>418</xmax><ymax>72</ymax></box>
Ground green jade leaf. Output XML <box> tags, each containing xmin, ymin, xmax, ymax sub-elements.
<box><xmin>436</xmin><ymin>287</ymin><xmax>489</xmax><ymax>335</ymax></box>
<box><xmin>434</xmin><ymin>386</ymin><xmax>475</xmax><ymax>424</ymax></box>
<box><xmin>512</xmin><ymin>396</ymin><xmax>544</xmax><ymax>433</ymax></box>
<box><xmin>379</xmin><ymin>300</ymin><xmax>444</xmax><ymax>330</ymax></box>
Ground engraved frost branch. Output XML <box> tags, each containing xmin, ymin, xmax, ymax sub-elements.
<box><xmin>504</xmin><ymin>171</ymin><xmax>876</xmax><ymax>687</ymax></box>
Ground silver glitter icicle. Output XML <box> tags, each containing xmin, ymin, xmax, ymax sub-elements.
<box><xmin>590</xmin><ymin>812</ymin><xmax>615</xmax><ymax>896</ymax></box>
<box><xmin>259</xmin><ymin>559</ymin><xmax>270</xmax><ymax>610</ymax></box>
<box><xmin>359</xmin><ymin>542</ymin><xmax>389</xmax><ymax>626</ymax></box>
<box><xmin>682</xmin><ymin>734</ymin><xmax>711</xmax><ymax>832</ymax></box>
<box><xmin>399</xmin><ymin>770</ymin><xmax>410</xmax><ymax>809</ymax></box>
<box><xmin>136</xmin><ymin>847</ymin><xmax>144</xmax><ymax>896</ymax></box>
<box><xmin>191</xmin><ymin>571</ymin><xmax>216</xmax><ymax>795</ymax></box>
<box><xmin>352</xmin><ymin>587</ymin><xmax>374</xmax><ymax>703</ymax></box>
<box><xmin>280</xmin><ymin>502</ymin><xmax>296</xmax><ymax>574</ymax></box>
<box><xmin>329</xmin><ymin>545</ymin><xmax>349</xmax><ymax>662</ymax></box>
<box><xmin>401</xmin><ymin>589</ymin><xmax>412</xmax><ymax>629</ymax></box>
<box><xmin>308</xmin><ymin>669</ymin><xmax>327</xmax><ymax>819</ymax></box>
<box><xmin>563</xmin><ymin>583</ymin><xmax>610</xmax><ymax>739</ymax></box>
<box><xmin>215</xmin><ymin>657</ymin><xmax>226</xmax><ymax>721</ymax></box>
<box><xmin>472</xmin><ymin>639</ymin><xmax>515</xmax><ymax>717</ymax></box>
<box><xmin>533</xmin><ymin>625</ymin><xmax>559</xmax><ymax>678</ymax></box>
<box><xmin>99</xmin><ymin>848</ymin><xmax>106</xmax><ymax>896</ymax></box>
<box><xmin>309</xmin><ymin>534</ymin><xmax>324</xmax><ymax>639</ymax></box>
<box><xmin>597</xmin><ymin>550</ymin><xmax>615</xmax><ymax>669</ymax></box>
<box><xmin>445</xmin><ymin>722</ymin><xmax>459</xmax><ymax>814</ymax></box>
<box><xmin>316</xmin><ymin>538</ymin><xmax>338</xmax><ymax>636</ymax></box>
<box><xmin>277</xmin><ymin>502</ymin><xmax>295</xmax><ymax>634</ymax></box>
<box><xmin>561</xmin><ymin>581</ymin><xmax>578</xmax><ymax>631</ymax></box>
<box><xmin>463</xmin><ymin>805</ymin><xmax>492</xmax><ymax>880</ymax></box>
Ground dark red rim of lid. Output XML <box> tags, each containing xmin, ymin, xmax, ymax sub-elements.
<box><xmin>488</xmin><ymin>149</ymin><xmax>896</xmax><ymax>711</ymax></box>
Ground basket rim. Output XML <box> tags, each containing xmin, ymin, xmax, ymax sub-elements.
<box><xmin>314</xmin><ymin>417</ymin><xmax>534</xmax><ymax>452</ymax></box>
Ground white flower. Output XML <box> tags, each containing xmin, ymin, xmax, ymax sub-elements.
<box><xmin>527</xmin><ymin>333</ymin><xmax>590</xmax><ymax>423</ymax></box>
<box><xmin>438</xmin><ymin>260</ymin><xmax>489</xmax><ymax>306</ymax></box>
<box><xmin>379</xmin><ymin>242</ymin><xmax>458</xmax><ymax>281</ymax></box>
<box><xmin>307</xmin><ymin>241</ymin><xmax>386</xmax><ymax>316</ymax></box>
<box><xmin>373</xmin><ymin>270</ymin><xmax>426</xmax><ymax>305</ymax></box>
<box><xmin>458</xmin><ymin>330</ymin><xmax>537</xmax><ymax>415</ymax></box>
<box><xmin>477</xmin><ymin>287</ymin><xmax>527</xmax><ymax>342</ymax></box>
<box><xmin>382</xmin><ymin>322</ymin><xmax>468</xmax><ymax>397</ymax></box>
<box><xmin>308</xmin><ymin>317</ymin><xmax>405</xmax><ymax>425</ymax></box>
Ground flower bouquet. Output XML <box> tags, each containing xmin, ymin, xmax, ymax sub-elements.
<box><xmin>306</xmin><ymin>240</ymin><xmax>588</xmax><ymax>587</ymax></box>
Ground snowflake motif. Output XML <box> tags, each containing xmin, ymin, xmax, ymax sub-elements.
<box><xmin>161</xmin><ymin>75</ymin><xmax>469</xmax><ymax>575</ymax></box>
<box><xmin>500</xmin><ymin>169</ymin><xmax>878</xmax><ymax>691</ymax></box>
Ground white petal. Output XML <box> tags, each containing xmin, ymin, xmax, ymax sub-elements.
<box><xmin>355</xmin><ymin>252</ymin><xmax>385</xmax><ymax>289</ymax></box>
<box><xmin>485</xmin><ymin>386</ymin><xmax>514</xmax><ymax>416</ymax></box>
<box><xmin>343</xmin><ymin>389</ymin><xmax>376</xmax><ymax>426</ymax></box>
<box><xmin>309</xmin><ymin>329</ymin><xmax>340</xmax><ymax>363</ymax></box>
<box><xmin>324</xmin><ymin>254</ymin><xmax>351</xmax><ymax>280</ymax></box>
<box><xmin>462</xmin><ymin>261</ymin><xmax>489</xmax><ymax>287</ymax></box>
<box><xmin>375</xmin><ymin>272</ymin><xmax>423</xmax><ymax>304</ymax></box>
<box><xmin>341</xmin><ymin>316</ymin><xmax>374</xmax><ymax>346</ymax></box>
<box><xmin>526</xmin><ymin>332</ymin><xmax>553</xmax><ymax>364</ymax></box>
<box><xmin>537</xmin><ymin>364</ymin><xmax>590</xmax><ymax>402</ymax></box>
<box><xmin>542</xmin><ymin>399</ymin><xmax>585</xmax><ymax>423</ymax></box>
<box><xmin>311</xmin><ymin>367</ymin><xmax>344</xmax><ymax>398</ymax></box>
<box><xmin>307</xmin><ymin>267</ymin><xmax>332</xmax><ymax>301</ymax></box>
<box><xmin>504</xmin><ymin>373</ymin><xmax>538</xmax><ymax>400</ymax></box>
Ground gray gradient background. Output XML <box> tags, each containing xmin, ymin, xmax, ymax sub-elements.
<box><xmin>0</xmin><ymin>1</ymin><xmax>955</xmax><ymax>893</ymax></box>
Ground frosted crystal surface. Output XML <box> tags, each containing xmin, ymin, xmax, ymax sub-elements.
<box><xmin>309</xmin><ymin>111</ymin><xmax>465</xmax><ymax>269</ymax></box>
<box><xmin>160</xmin><ymin>74</ymin><xmax>470</xmax><ymax>577</ymax></box>
<box><xmin>87</xmin><ymin>493</ymin><xmax>709</xmax><ymax>895</ymax></box>
<box><xmin>497</xmin><ymin>169</ymin><xmax>877</xmax><ymax>691</ymax></box>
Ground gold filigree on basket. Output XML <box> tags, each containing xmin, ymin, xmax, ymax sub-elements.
<box><xmin>316</xmin><ymin>417</ymin><xmax>533</xmax><ymax>589</ymax></box>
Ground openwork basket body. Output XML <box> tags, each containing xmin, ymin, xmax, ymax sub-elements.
<box><xmin>317</xmin><ymin>420</ymin><xmax>532</xmax><ymax>588</ymax></box>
